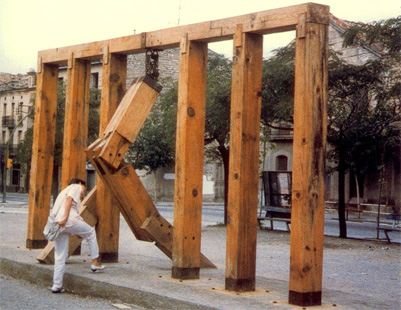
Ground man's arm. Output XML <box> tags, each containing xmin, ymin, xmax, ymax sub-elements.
<box><xmin>58</xmin><ymin>196</ymin><xmax>73</xmax><ymax>227</ymax></box>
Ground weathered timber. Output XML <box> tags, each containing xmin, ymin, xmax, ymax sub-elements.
<box><xmin>95</xmin><ymin>76</ymin><xmax>162</xmax><ymax>169</ymax></box>
<box><xmin>36</xmin><ymin>187</ymin><xmax>98</xmax><ymax>264</ymax></box>
<box><xmin>26</xmin><ymin>64</ymin><xmax>59</xmax><ymax>249</ymax></box>
<box><xmin>288</xmin><ymin>20</ymin><xmax>328</xmax><ymax>307</ymax></box>
<box><xmin>60</xmin><ymin>58</ymin><xmax>91</xmax><ymax>189</ymax></box>
<box><xmin>37</xmin><ymin>3</ymin><xmax>329</xmax><ymax>65</ymax></box>
<box><xmin>88</xmin><ymin>159</ymin><xmax>216</xmax><ymax>269</ymax></box>
<box><xmin>30</xmin><ymin>2</ymin><xmax>329</xmax><ymax>302</ymax></box>
<box><xmin>225</xmin><ymin>29</ymin><xmax>263</xmax><ymax>292</ymax></box>
<box><xmin>142</xmin><ymin>214</ymin><xmax>216</xmax><ymax>269</ymax></box>
<box><xmin>172</xmin><ymin>38</ymin><xmax>208</xmax><ymax>279</ymax></box>
<box><xmin>96</xmin><ymin>53</ymin><xmax>127</xmax><ymax>262</ymax></box>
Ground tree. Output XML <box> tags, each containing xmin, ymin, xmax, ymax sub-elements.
<box><xmin>125</xmin><ymin>77</ymin><xmax>177</xmax><ymax>201</ymax></box>
<box><xmin>261</xmin><ymin>43</ymin><xmax>295</xmax><ymax>127</ymax></box>
<box><xmin>126</xmin><ymin>77</ymin><xmax>177</xmax><ymax>174</ymax></box>
<box><xmin>204</xmin><ymin>53</ymin><xmax>232</xmax><ymax>221</ymax></box>
<box><xmin>259</xmin><ymin>16</ymin><xmax>400</xmax><ymax>238</ymax></box>
<box><xmin>15</xmin><ymin>81</ymin><xmax>101</xmax><ymax>196</ymax></box>
<box><xmin>330</xmin><ymin>16</ymin><xmax>401</xmax><ymax>237</ymax></box>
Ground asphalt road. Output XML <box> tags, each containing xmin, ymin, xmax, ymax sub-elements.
<box><xmin>0</xmin><ymin>273</ymin><xmax>146</xmax><ymax>310</ymax></box>
<box><xmin>1</xmin><ymin>192</ymin><xmax>400</xmax><ymax>243</ymax></box>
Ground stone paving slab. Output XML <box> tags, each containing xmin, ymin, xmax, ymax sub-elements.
<box><xmin>1</xmin><ymin>210</ymin><xmax>400</xmax><ymax>310</ymax></box>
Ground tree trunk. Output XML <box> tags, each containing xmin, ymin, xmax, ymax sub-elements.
<box><xmin>24</xmin><ymin>162</ymin><xmax>31</xmax><ymax>193</ymax></box>
<box><xmin>218</xmin><ymin>144</ymin><xmax>229</xmax><ymax>225</ymax></box>
<box><xmin>338</xmin><ymin>151</ymin><xmax>347</xmax><ymax>238</ymax></box>
<box><xmin>51</xmin><ymin>164</ymin><xmax>60</xmax><ymax>206</ymax></box>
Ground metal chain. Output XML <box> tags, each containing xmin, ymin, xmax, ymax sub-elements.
<box><xmin>145</xmin><ymin>49</ymin><xmax>160</xmax><ymax>81</ymax></box>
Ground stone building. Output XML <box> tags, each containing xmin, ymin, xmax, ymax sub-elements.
<box><xmin>0</xmin><ymin>71</ymin><xmax>36</xmax><ymax>192</ymax></box>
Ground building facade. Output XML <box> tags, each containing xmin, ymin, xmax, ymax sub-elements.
<box><xmin>0</xmin><ymin>71</ymin><xmax>36</xmax><ymax>192</ymax></box>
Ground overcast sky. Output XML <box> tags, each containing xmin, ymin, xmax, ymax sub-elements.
<box><xmin>0</xmin><ymin>0</ymin><xmax>399</xmax><ymax>74</ymax></box>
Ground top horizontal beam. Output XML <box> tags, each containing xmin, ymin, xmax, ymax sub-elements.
<box><xmin>38</xmin><ymin>2</ymin><xmax>329</xmax><ymax>66</ymax></box>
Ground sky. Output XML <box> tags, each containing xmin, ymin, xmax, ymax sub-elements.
<box><xmin>0</xmin><ymin>0</ymin><xmax>400</xmax><ymax>74</ymax></box>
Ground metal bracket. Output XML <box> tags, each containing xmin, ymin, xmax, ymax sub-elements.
<box><xmin>145</xmin><ymin>49</ymin><xmax>160</xmax><ymax>81</ymax></box>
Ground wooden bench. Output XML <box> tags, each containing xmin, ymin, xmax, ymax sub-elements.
<box><xmin>258</xmin><ymin>206</ymin><xmax>291</xmax><ymax>231</ymax></box>
<box><xmin>345</xmin><ymin>207</ymin><xmax>363</xmax><ymax>220</ymax></box>
<box><xmin>377</xmin><ymin>226</ymin><xmax>401</xmax><ymax>244</ymax></box>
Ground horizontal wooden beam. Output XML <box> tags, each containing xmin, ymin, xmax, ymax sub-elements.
<box><xmin>38</xmin><ymin>3</ymin><xmax>329</xmax><ymax>64</ymax></box>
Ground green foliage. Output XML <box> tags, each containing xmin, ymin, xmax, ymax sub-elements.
<box><xmin>343</xmin><ymin>16</ymin><xmax>401</xmax><ymax>58</ymax></box>
<box><xmin>126</xmin><ymin>77</ymin><xmax>177</xmax><ymax>173</ymax></box>
<box><xmin>261</xmin><ymin>43</ymin><xmax>295</xmax><ymax>126</ymax></box>
<box><xmin>88</xmin><ymin>88</ymin><xmax>101</xmax><ymax>145</ymax></box>
<box><xmin>328</xmin><ymin>17</ymin><xmax>401</xmax><ymax>177</ymax></box>
<box><xmin>204</xmin><ymin>53</ymin><xmax>232</xmax><ymax>162</ymax></box>
<box><xmin>15</xmin><ymin>81</ymin><xmax>101</xmax><ymax>170</ymax></box>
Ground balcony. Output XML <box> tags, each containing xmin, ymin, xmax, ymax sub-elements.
<box><xmin>270</xmin><ymin>128</ymin><xmax>294</xmax><ymax>141</ymax></box>
<box><xmin>2</xmin><ymin>116</ymin><xmax>16</xmax><ymax>129</ymax></box>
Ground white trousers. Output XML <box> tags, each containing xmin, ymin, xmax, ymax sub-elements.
<box><xmin>53</xmin><ymin>220</ymin><xmax>99</xmax><ymax>289</ymax></box>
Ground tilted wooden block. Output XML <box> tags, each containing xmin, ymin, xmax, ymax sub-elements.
<box><xmin>88</xmin><ymin>76</ymin><xmax>162</xmax><ymax>169</ymax></box>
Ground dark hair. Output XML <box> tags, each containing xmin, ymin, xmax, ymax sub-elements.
<box><xmin>68</xmin><ymin>178</ymin><xmax>86</xmax><ymax>186</ymax></box>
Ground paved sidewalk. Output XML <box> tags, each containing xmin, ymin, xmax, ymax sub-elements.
<box><xmin>1</xmin><ymin>200</ymin><xmax>400</xmax><ymax>309</ymax></box>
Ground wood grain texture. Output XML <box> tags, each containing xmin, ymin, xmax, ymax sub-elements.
<box><xmin>38</xmin><ymin>3</ymin><xmax>329</xmax><ymax>64</ymax></box>
<box><xmin>172</xmin><ymin>39</ymin><xmax>208</xmax><ymax>274</ymax></box>
<box><xmin>60</xmin><ymin>59</ymin><xmax>91</xmax><ymax>189</ymax></box>
<box><xmin>288</xmin><ymin>21</ymin><xmax>328</xmax><ymax>306</ymax></box>
<box><xmin>225</xmin><ymin>31</ymin><xmax>263</xmax><ymax>291</ymax></box>
<box><xmin>96</xmin><ymin>54</ymin><xmax>127</xmax><ymax>261</ymax></box>
<box><xmin>26</xmin><ymin>64</ymin><xmax>59</xmax><ymax>249</ymax></box>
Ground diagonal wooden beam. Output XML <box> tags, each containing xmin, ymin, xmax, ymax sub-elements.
<box><xmin>88</xmin><ymin>158</ymin><xmax>216</xmax><ymax>269</ymax></box>
<box><xmin>86</xmin><ymin>76</ymin><xmax>215</xmax><ymax>268</ymax></box>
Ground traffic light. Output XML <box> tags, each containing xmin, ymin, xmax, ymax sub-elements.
<box><xmin>6</xmin><ymin>158</ymin><xmax>13</xmax><ymax>169</ymax></box>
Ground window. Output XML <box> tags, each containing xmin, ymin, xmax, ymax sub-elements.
<box><xmin>17</xmin><ymin>130</ymin><xmax>23</xmax><ymax>144</ymax></box>
<box><xmin>3</xmin><ymin>104</ymin><xmax>6</xmax><ymax>116</ymax></box>
<box><xmin>276</xmin><ymin>155</ymin><xmax>288</xmax><ymax>171</ymax></box>
<box><xmin>90</xmin><ymin>72</ymin><xmax>99</xmax><ymax>89</ymax></box>
<box><xmin>17</xmin><ymin>103</ymin><xmax>23</xmax><ymax>115</ymax></box>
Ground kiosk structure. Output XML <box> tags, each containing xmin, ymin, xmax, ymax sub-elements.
<box><xmin>27</xmin><ymin>3</ymin><xmax>329</xmax><ymax>307</ymax></box>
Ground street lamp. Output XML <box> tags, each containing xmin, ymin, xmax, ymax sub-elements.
<box><xmin>2</xmin><ymin>110</ymin><xmax>32</xmax><ymax>203</ymax></box>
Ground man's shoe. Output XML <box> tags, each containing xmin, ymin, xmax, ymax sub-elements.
<box><xmin>51</xmin><ymin>286</ymin><xmax>65</xmax><ymax>293</ymax></box>
<box><xmin>91</xmin><ymin>264</ymin><xmax>105</xmax><ymax>272</ymax></box>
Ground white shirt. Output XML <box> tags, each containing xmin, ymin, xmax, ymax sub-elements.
<box><xmin>52</xmin><ymin>184</ymin><xmax>83</xmax><ymax>227</ymax></box>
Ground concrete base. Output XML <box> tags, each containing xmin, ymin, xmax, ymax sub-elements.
<box><xmin>172</xmin><ymin>266</ymin><xmax>200</xmax><ymax>279</ymax></box>
<box><xmin>289</xmin><ymin>290</ymin><xmax>322</xmax><ymax>306</ymax></box>
<box><xmin>225</xmin><ymin>277</ymin><xmax>255</xmax><ymax>291</ymax></box>
<box><xmin>26</xmin><ymin>239</ymin><xmax>47</xmax><ymax>250</ymax></box>
<box><xmin>99</xmin><ymin>252</ymin><xmax>119</xmax><ymax>263</ymax></box>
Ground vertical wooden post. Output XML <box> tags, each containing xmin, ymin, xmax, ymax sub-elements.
<box><xmin>225</xmin><ymin>28</ymin><xmax>263</xmax><ymax>291</ymax></box>
<box><xmin>288</xmin><ymin>19</ymin><xmax>328</xmax><ymax>307</ymax></box>
<box><xmin>96</xmin><ymin>52</ymin><xmax>127</xmax><ymax>262</ymax></box>
<box><xmin>172</xmin><ymin>35</ymin><xmax>208</xmax><ymax>280</ymax></box>
<box><xmin>60</xmin><ymin>57</ymin><xmax>91</xmax><ymax>188</ymax></box>
<box><xmin>26</xmin><ymin>63</ymin><xmax>59</xmax><ymax>249</ymax></box>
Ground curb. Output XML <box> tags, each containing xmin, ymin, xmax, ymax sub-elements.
<box><xmin>0</xmin><ymin>257</ymin><xmax>216</xmax><ymax>310</ymax></box>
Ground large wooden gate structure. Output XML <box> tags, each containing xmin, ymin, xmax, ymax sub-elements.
<box><xmin>26</xmin><ymin>3</ymin><xmax>329</xmax><ymax>307</ymax></box>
